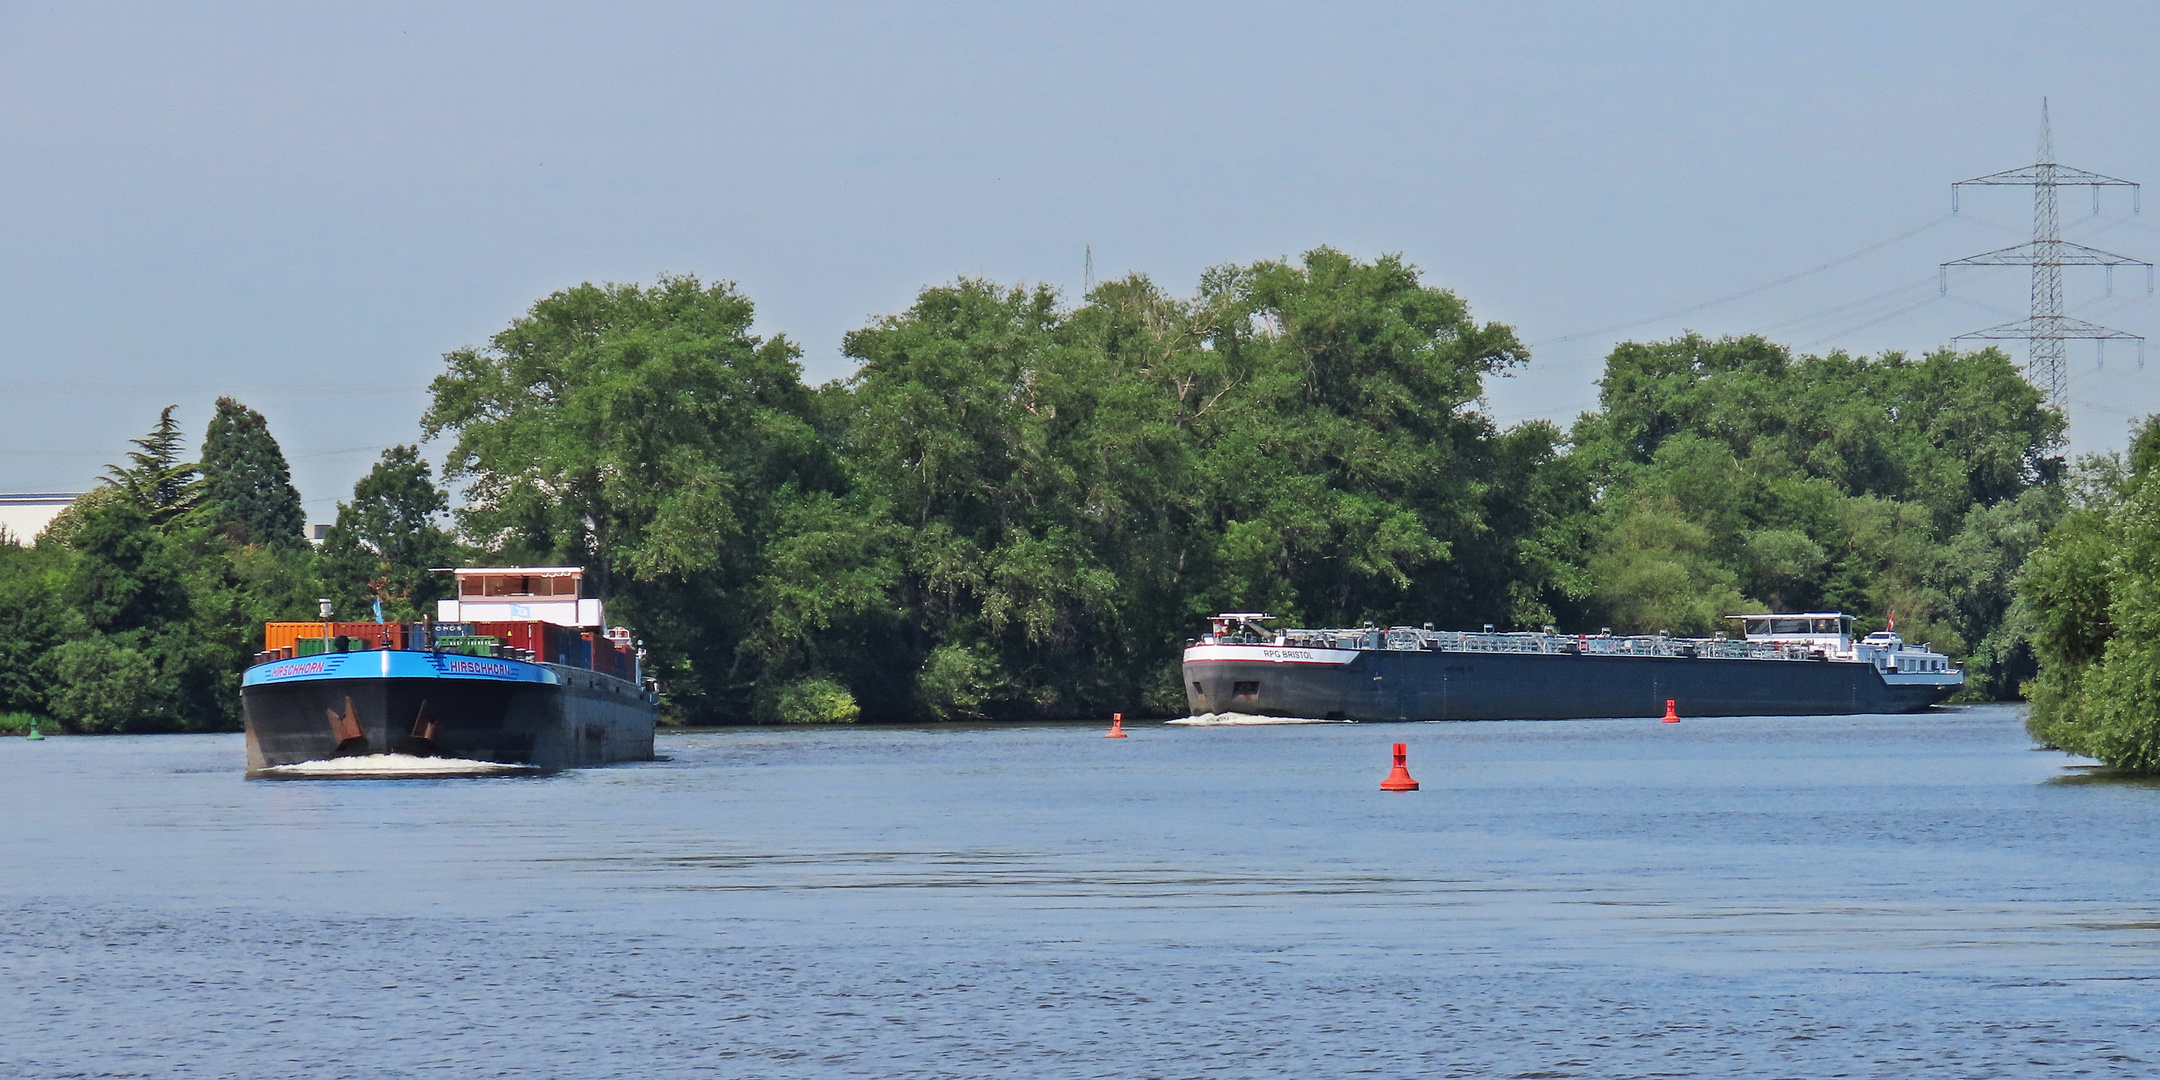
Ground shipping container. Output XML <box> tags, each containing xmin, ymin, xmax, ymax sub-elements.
<box><xmin>293</xmin><ymin>635</ymin><xmax>384</xmax><ymax>655</ymax></box>
<box><xmin>470</xmin><ymin>621</ymin><xmax>549</xmax><ymax>661</ymax></box>
<box><xmin>265</xmin><ymin>621</ymin><xmax>404</xmax><ymax>653</ymax></box>
<box><xmin>259</xmin><ymin>618</ymin><xmax>637</xmax><ymax>678</ymax></box>
<box><xmin>434</xmin><ymin>635</ymin><xmax>501</xmax><ymax>657</ymax></box>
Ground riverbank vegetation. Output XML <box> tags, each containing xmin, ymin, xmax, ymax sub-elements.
<box><xmin>2022</xmin><ymin>424</ymin><xmax>2160</xmax><ymax>771</ymax></box>
<box><xmin>0</xmin><ymin>249</ymin><xmax>2070</xmax><ymax>730</ymax></box>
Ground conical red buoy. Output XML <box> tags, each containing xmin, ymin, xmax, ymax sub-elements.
<box><xmin>1380</xmin><ymin>742</ymin><xmax>1419</xmax><ymax>791</ymax></box>
<box><xmin>1106</xmin><ymin>712</ymin><xmax>1127</xmax><ymax>738</ymax></box>
<box><xmin>1662</xmin><ymin>698</ymin><xmax>1680</xmax><ymax>724</ymax></box>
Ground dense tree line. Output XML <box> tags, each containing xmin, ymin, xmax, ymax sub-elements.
<box><xmin>1571</xmin><ymin>334</ymin><xmax>2062</xmax><ymax>700</ymax></box>
<box><xmin>0</xmin><ymin>250</ymin><xmax>2070</xmax><ymax>731</ymax></box>
<box><xmin>2022</xmin><ymin>423</ymin><xmax>2160</xmax><ymax>771</ymax></box>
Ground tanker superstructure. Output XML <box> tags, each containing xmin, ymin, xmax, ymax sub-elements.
<box><xmin>242</xmin><ymin>566</ymin><xmax>658</xmax><ymax>775</ymax></box>
<box><xmin>1183</xmin><ymin>613</ymin><xmax>1961</xmax><ymax>721</ymax></box>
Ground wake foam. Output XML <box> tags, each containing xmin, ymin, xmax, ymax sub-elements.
<box><xmin>1164</xmin><ymin>712</ymin><xmax>1349</xmax><ymax>726</ymax></box>
<box><xmin>253</xmin><ymin>754</ymin><xmax>543</xmax><ymax>778</ymax></box>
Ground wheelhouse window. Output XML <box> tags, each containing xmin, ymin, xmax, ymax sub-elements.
<box><xmin>458</xmin><ymin>574</ymin><xmax>579</xmax><ymax>598</ymax></box>
<box><xmin>1742</xmin><ymin>615</ymin><xmax>1855</xmax><ymax>638</ymax></box>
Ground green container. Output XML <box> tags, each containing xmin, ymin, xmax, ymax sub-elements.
<box><xmin>436</xmin><ymin>635</ymin><xmax>501</xmax><ymax>657</ymax></box>
<box><xmin>298</xmin><ymin>636</ymin><xmax>373</xmax><ymax>654</ymax></box>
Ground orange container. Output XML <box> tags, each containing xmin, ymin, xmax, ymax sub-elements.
<box><xmin>263</xmin><ymin>620</ymin><xmax>403</xmax><ymax>652</ymax></box>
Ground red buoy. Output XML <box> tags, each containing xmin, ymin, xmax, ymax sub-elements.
<box><xmin>1662</xmin><ymin>699</ymin><xmax>1681</xmax><ymax>724</ymax></box>
<box><xmin>1380</xmin><ymin>742</ymin><xmax>1419</xmax><ymax>791</ymax></box>
<box><xmin>1106</xmin><ymin>712</ymin><xmax>1128</xmax><ymax>738</ymax></box>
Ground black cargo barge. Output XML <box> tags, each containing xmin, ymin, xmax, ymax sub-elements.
<box><xmin>1183</xmin><ymin>613</ymin><xmax>1962</xmax><ymax>721</ymax></box>
<box><xmin>242</xmin><ymin>650</ymin><xmax>656</xmax><ymax>774</ymax></box>
<box><xmin>242</xmin><ymin>566</ymin><xmax>658</xmax><ymax>776</ymax></box>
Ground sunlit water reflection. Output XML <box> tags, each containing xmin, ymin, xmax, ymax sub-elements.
<box><xmin>6</xmin><ymin>705</ymin><xmax>2159</xmax><ymax>1077</ymax></box>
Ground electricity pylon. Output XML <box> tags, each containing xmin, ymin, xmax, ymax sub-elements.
<box><xmin>1941</xmin><ymin>101</ymin><xmax>2150</xmax><ymax>411</ymax></box>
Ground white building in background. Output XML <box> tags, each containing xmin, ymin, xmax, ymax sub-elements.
<box><xmin>0</xmin><ymin>492</ymin><xmax>80</xmax><ymax>545</ymax></box>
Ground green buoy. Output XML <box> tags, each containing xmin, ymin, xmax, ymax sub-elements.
<box><xmin>25</xmin><ymin>717</ymin><xmax>43</xmax><ymax>741</ymax></box>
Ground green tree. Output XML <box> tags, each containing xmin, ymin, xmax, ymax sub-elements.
<box><xmin>772</xmin><ymin>676</ymin><xmax>860</xmax><ymax>724</ymax></box>
<box><xmin>103</xmin><ymin>405</ymin><xmax>204</xmax><ymax>525</ymax></box>
<box><xmin>1588</xmin><ymin>498</ymin><xmax>1752</xmax><ymax>636</ymax></box>
<box><xmin>200</xmin><ymin>397</ymin><xmax>306</xmax><ymax>548</ymax></box>
<box><xmin>40</xmin><ymin>406</ymin><xmax>245</xmax><ymax>732</ymax></box>
<box><xmin>839</xmin><ymin>276</ymin><xmax>1144</xmax><ymax>718</ymax></box>
<box><xmin>423</xmin><ymin>275</ymin><xmax>831</xmax><ymax>718</ymax></box>
<box><xmin>46</xmin><ymin>636</ymin><xmax>160</xmax><ymax>733</ymax></box>
<box><xmin>2023</xmin><ymin>426</ymin><xmax>2160</xmax><ymax>767</ymax></box>
<box><xmin>62</xmin><ymin>498</ymin><xmax>191</xmax><ymax>636</ymax></box>
<box><xmin>322</xmin><ymin>446</ymin><xmax>461</xmax><ymax>619</ymax></box>
<box><xmin>1182</xmin><ymin>249</ymin><xmax>1528</xmax><ymax>628</ymax></box>
<box><xmin>0</xmin><ymin>540</ymin><xmax>73</xmax><ymax>719</ymax></box>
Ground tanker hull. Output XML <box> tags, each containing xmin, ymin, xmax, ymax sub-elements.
<box><xmin>1184</xmin><ymin>645</ymin><xmax>1956</xmax><ymax>721</ymax></box>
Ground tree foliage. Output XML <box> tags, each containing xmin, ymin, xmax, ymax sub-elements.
<box><xmin>1570</xmin><ymin>334</ymin><xmax>2063</xmax><ymax>687</ymax></box>
<box><xmin>0</xmin><ymin>542</ymin><xmax>71</xmax><ymax>718</ymax></box>
<box><xmin>2023</xmin><ymin>423</ymin><xmax>2160</xmax><ymax>770</ymax></box>
<box><xmin>200</xmin><ymin>397</ymin><xmax>306</xmax><ymax>548</ymax></box>
<box><xmin>103</xmin><ymin>405</ymin><xmax>204</xmax><ymax>525</ymax></box>
<box><xmin>322</xmin><ymin>446</ymin><xmax>461</xmax><ymax>619</ymax></box>
<box><xmin>422</xmin><ymin>275</ymin><xmax>835</xmax><ymax>713</ymax></box>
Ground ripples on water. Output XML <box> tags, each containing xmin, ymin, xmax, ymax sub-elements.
<box><xmin>5</xmin><ymin>706</ymin><xmax>2159</xmax><ymax>1077</ymax></box>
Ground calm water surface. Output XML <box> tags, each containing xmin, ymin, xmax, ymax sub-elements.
<box><xmin>5</xmin><ymin>705</ymin><xmax>2159</xmax><ymax>1078</ymax></box>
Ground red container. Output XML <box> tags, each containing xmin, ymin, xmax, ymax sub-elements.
<box><xmin>581</xmin><ymin>632</ymin><xmax>629</xmax><ymax>678</ymax></box>
<box><xmin>334</xmin><ymin>621</ymin><xmax>403</xmax><ymax>650</ymax></box>
<box><xmin>471</xmin><ymin>621</ymin><xmax>549</xmax><ymax>661</ymax></box>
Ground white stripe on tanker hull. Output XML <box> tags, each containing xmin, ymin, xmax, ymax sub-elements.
<box><xmin>1180</xmin><ymin>643</ymin><xmax>1360</xmax><ymax>665</ymax></box>
<box><xmin>1182</xmin><ymin>648</ymin><xmax>1958</xmax><ymax>721</ymax></box>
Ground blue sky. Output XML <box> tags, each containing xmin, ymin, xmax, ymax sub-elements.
<box><xmin>5</xmin><ymin>2</ymin><xmax>2157</xmax><ymax>516</ymax></box>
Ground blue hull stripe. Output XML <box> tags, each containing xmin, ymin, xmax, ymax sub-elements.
<box><xmin>242</xmin><ymin>651</ymin><xmax>559</xmax><ymax>688</ymax></box>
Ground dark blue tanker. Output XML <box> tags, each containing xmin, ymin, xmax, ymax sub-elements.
<box><xmin>1182</xmin><ymin>614</ymin><xmax>1962</xmax><ymax>721</ymax></box>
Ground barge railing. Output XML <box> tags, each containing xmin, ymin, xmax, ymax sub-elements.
<box><xmin>1216</xmin><ymin>627</ymin><xmax>1828</xmax><ymax>662</ymax></box>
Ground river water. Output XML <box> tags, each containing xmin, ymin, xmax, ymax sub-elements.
<box><xmin>4</xmin><ymin>705</ymin><xmax>2158</xmax><ymax>1078</ymax></box>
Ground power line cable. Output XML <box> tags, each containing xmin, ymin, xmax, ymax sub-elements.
<box><xmin>1800</xmin><ymin>292</ymin><xmax>1947</xmax><ymax>348</ymax></box>
<box><xmin>7</xmin><ymin>384</ymin><xmax>425</xmax><ymax>395</ymax></box>
<box><xmin>1525</xmin><ymin>215</ymin><xmax>1956</xmax><ymax>348</ymax></box>
<box><xmin>1747</xmin><ymin>275</ymin><xmax>1944</xmax><ymax>336</ymax></box>
<box><xmin>1942</xmin><ymin>293</ymin><xmax>2027</xmax><ymax>320</ymax></box>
